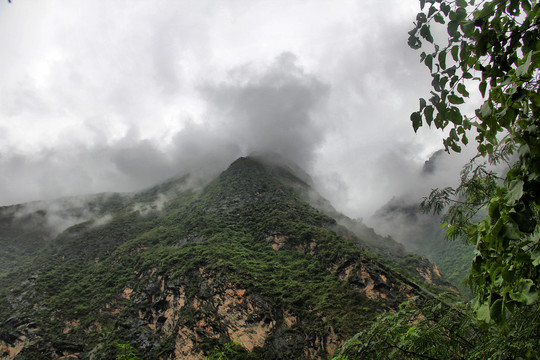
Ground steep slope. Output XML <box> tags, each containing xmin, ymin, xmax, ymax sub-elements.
<box><xmin>0</xmin><ymin>193</ymin><xmax>128</xmax><ymax>275</ymax></box>
<box><xmin>0</xmin><ymin>157</ymin><xmax>454</xmax><ymax>359</ymax></box>
<box><xmin>251</xmin><ymin>154</ymin><xmax>453</xmax><ymax>291</ymax></box>
<box><xmin>370</xmin><ymin>196</ymin><xmax>474</xmax><ymax>291</ymax></box>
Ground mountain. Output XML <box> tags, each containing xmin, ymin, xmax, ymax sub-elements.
<box><xmin>0</xmin><ymin>157</ymin><xmax>455</xmax><ymax>359</ymax></box>
<box><xmin>369</xmin><ymin>196</ymin><xmax>474</xmax><ymax>292</ymax></box>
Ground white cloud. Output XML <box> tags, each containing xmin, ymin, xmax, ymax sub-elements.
<box><xmin>0</xmin><ymin>0</ymin><xmax>474</xmax><ymax>222</ymax></box>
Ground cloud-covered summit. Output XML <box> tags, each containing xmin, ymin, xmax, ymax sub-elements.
<box><xmin>0</xmin><ymin>53</ymin><xmax>329</xmax><ymax>205</ymax></box>
<box><xmin>0</xmin><ymin>0</ymin><xmax>475</xmax><ymax>221</ymax></box>
<box><xmin>202</xmin><ymin>52</ymin><xmax>329</xmax><ymax>169</ymax></box>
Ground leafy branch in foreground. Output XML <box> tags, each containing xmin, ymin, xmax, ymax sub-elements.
<box><xmin>333</xmin><ymin>295</ymin><xmax>540</xmax><ymax>360</ymax></box>
<box><xmin>333</xmin><ymin>295</ymin><xmax>478</xmax><ymax>360</ymax></box>
<box><xmin>334</xmin><ymin>1</ymin><xmax>538</xmax><ymax>358</ymax></box>
<box><xmin>409</xmin><ymin>0</ymin><xmax>539</xmax><ymax>325</ymax></box>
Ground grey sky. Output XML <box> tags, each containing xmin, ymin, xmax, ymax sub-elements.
<box><xmin>0</xmin><ymin>0</ymin><xmax>475</xmax><ymax>220</ymax></box>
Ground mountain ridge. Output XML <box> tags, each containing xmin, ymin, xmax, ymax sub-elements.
<box><xmin>0</xmin><ymin>156</ymin><xmax>455</xmax><ymax>359</ymax></box>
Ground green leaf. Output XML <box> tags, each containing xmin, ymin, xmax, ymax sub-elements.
<box><xmin>460</xmin><ymin>42</ymin><xmax>470</xmax><ymax>64</ymax></box>
<box><xmin>501</xmin><ymin>223</ymin><xmax>520</xmax><ymax>240</ymax></box>
<box><xmin>434</xmin><ymin>13</ymin><xmax>445</xmax><ymax>24</ymax></box>
<box><xmin>479</xmin><ymin>101</ymin><xmax>491</xmax><ymax>117</ymax></box>
<box><xmin>440</xmin><ymin>3</ymin><xmax>451</xmax><ymax>16</ymax></box>
<box><xmin>420</xmin><ymin>24</ymin><xmax>434</xmax><ymax>43</ymax></box>
<box><xmin>439</xmin><ymin>76</ymin><xmax>448</xmax><ymax>89</ymax></box>
<box><xmin>457</xmin><ymin>83</ymin><xmax>469</xmax><ymax>97</ymax></box>
<box><xmin>411</xmin><ymin>111</ymin><xmax>423</xmax><ymax>132</ymax></box>
<box><xmin>416</xmin><ymin>12</ymin><xmax>427</xmax><ymax>24</ymax></box>
<box><xmin>424</xmin><ymin>105</ymin><xmax>434</xmax><ymax>126</ymax></box>
<box><xmin>518</xmin><ymin>144</ymin><xmax>530</xmax><ymax>158</ymax></box>
<box><xmin>432</xmin><ymin>74</ymin><xmax>442</xmax><ymax>91</ymax></box>
<box><xmin>448</xmin><ymin>94</ymin><xmax>465</xmax><ymax>104</ymax></box>
<box><xmin>532</xmin><ymin>250</ymin><xmax>540</xmax><ymax>266</ymax></box>
<box><xmin>428</xmin><ymin>5</ymin><xmax>437</xmax><ymax>18</ymax></box>
<box><xmin>456</xmin><ymin>0</ymin><xmax>468</xmax><ymax>7</ymax></box>
<box><xmin>505</xmin><ymin>179</ymin><xmax>523</xmax><ymax>204</ymax></box>
<box><xmin>450</xmin><ymin>128</ymin><xmax>459</xmax><ymax>141</ymax></box>
<box><xmin>451</xmin><ymin>45</ymin><xmax>459</xmax><ymax>61</ymax></box>
<box><xmin>449</xmin><ymin>108</ymin><xmax>462</xmax><ymax>124</ymax></box>
<box><xmin>450</xmin><ymin>142</ymin><xmax>462</xmax><ymax>152</ymax></box>
<box><xmin>425</xmin><ymin>54</ymin><xmax>433</xmax><ymax>72</ymax></box>
<box><xmin>441</xmin><ymin>2</ymin><xmax>452</xmax><ymax>16</ymax></box>
<box><xmin>510</xmin><ymin>279</ymin><xmax>539</xmax><ymax>305</ymax></box>
<box><xmin>502</xmin><ymin>268</ymin><xmax>515</xmax><ymax>283</ymax></box>
<box><xmin>455</xmin><ymin>7</ymin><xmax>467</xmax><ymax>22</ymax></box>
<box><xmin>489</xmin><ymin>299</ymin><xmax>503</xmax><ymax>323</ymax></box>
<box><xmin>408</xmin><ymin>35</ymin><xmax>422</xmax><ymax>49</ymax></box>
<box><xmin>438</xmin><ymin>51</ymin><xmax>447</xmax><ymax>70</ymax></box>
<box><xmin>476</xmin><ymin>303</ymin><xmax>490</xmax><ymax>322</ymax></box>
<box><xmin>461</xmin><ymin>21</ymin><xmax>475</xmax><ymax>37</ymax></box>
<box><xmin>475</xmin><ymin>35</ymin><xmax>489</xmax><ymax>55</ymax></box>
<box><xmin>516</xmin><ymin>51</ymin><xmax>533</xmax><ymax>77</ymax></box>
<box><xmin>447</xmin><ymin>20</ymin><xmax>459</xmax><ymax>37</ymax></box>
<box><xmin>478</xmin><ymin>2</ymin><xmax>494</xmax><ymax>20</ymax></box>
<box><xmin>420</xmin><ymin>98</ymin><xmax>427</xmax><ymax>110</ymax></box>
<box><xmin>479</xmin><ymin>81</ymin><xmax>487</xmax><ymax>97</ymax></box>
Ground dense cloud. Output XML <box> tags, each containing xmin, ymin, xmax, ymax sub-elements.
<box><xmin>366</xmin><ymin>149</ymin><xmax>473</xmax><ymax>244</ymax></box>
<box><xmin>422</xmin><ymin>149</ymin><xmax>446</xmax><ymax>174</ymax></box>
<box><xmin>0</xmin><ymin>53</ymin><xmax>328</xmax><ymax>204</ymax></box>
<box><xmin>201</xmin><ymin>53</ymin><xmax>329</xmax><ymax>168</ymax></box>
<box><xmin>0</xmin><ymin>0</ymin><xmax>477</xmax><ymax>223</ymax></box>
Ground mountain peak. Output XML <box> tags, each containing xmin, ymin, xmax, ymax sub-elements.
<box><xmin>226</xmin><ymin>154</ymin><xmax>312</xmax><ymax>186</ymax></box>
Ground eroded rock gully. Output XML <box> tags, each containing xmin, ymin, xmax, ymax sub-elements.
<box><xmin>111</xmin><ymin>267</ymin><xmax>345</xmax><ymax>359</ymax></box>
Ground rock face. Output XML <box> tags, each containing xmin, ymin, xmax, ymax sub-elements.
<box><xmin>129</xmin><ymin>269</ymin><xmax>277</xmax><ymax>359</ymax></box>
<box><xmin>0</xmin><ymin>157</ymin><xmax>454</xmax><ymax>359</ymax></box>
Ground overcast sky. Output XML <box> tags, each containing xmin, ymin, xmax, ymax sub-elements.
<box><xmin>0</xmin><ymin>0</ymin><xmax>476</xmax><ymax>221</ymax></box>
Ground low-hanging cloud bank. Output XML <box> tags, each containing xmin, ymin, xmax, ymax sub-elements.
<box><xmin>0</xmin><ymin>54</ymin><xmax>329</xmax><ymax>205</ymax></box>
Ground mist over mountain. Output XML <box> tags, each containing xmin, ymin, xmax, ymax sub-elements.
<box><xmin>0</xmin><ymin>156</ymin><xmax>456</xmax><ymax>359</ymax></box>
<box><xmin>0</xmin><ymin>0</ymin><xmax>477</xmax><ymax>223</ymax></box>
<box><xmin>369</xmin><ymin>195</ymin><xmax>473</xmax><ymax>291</ymax></box>
<box><xmin>0</xmin><ymin>53</ymin><xmax>328</xmax><ymax>207</ymax></box>
<box><xmin>422</xmin><ymin>149</ymin><xmax>446</xmax><ymax>175</ymax></box>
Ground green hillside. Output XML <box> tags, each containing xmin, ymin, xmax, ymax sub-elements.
<box><xmin>369</xmin><ymin>198</ymin><xmax>474</xmax><ymax>293</ymax></box>
<box><xmin>0</xmin><ymin>157</ymin><xmax>455</xmax><ymax>359</ymax></box>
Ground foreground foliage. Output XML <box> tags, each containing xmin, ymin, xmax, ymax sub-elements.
<box><xmin>334</xmin><ymin>294</ymin><xmax>539</xmax><ymax>359</ymax></box>
<box><xmin>410</xmin><ymin>0</ymin><xmax>539</xmax><ymax>323</ymax></box>
<box><xmin>336</xmin><ymin>0</ymin><xmax>538</xmax><ymax>358</ymax></box>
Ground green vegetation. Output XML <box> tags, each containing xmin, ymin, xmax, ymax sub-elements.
<box><xmin>425</xmin><ymin>240</ymin><xmax>472</xmax><ymax>290</ymax></box>
<box><xmin>334</xmin><ymin>294</ymin><xmax>540</xmax><ymax>359</ymax></box>
<box><xmin>1</xmin><ymin>157</ymin><xmax>446</xmax><ymax>359</ymax></box>
<box><xmin>410</xmin><ymin>0</ymin><xmax>539</xmax><ymax>325</ymax></box>
<box><xmin>116</xmin><ymin>342</ymin><xmax>142</xmax><ymax>360</ymax></box>
<box><xmin>203</xmin><ymin>340</ymin><xmax>256</xmax><ymax>360</ymax></box>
